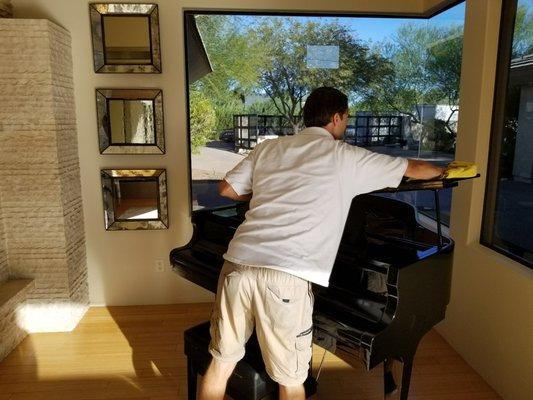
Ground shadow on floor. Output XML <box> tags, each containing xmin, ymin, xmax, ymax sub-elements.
<box><xmin>0</xmin><ymin>304</ymin><xmax>501</xmax><ymax>400</ymax></box>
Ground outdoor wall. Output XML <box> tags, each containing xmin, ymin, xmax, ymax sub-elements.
<box><xmin>10</xmin><ymin>0</ymin><xmax>430</xmax><ymax>307</ymax></box>
<box><xmin>438</xmin><ymin>2</ymin><xmax>533</xmax><ymax>400</ymax></box>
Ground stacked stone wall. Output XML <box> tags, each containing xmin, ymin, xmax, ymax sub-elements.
<box><xmin>0</xmin><ymin>19</ymin><xmax>88</xmax><ymax>339</ymax></box>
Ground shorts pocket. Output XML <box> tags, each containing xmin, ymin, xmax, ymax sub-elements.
<box><xmin>265</xmin><ymin>284</ymin><xmax>304</xmax><ymax>331</ymax></box>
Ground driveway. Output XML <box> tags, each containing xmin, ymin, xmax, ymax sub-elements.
<box><xmin>192</xmin><ymin>141</ymin><xmax>244</xmax><ymax>180</ymax></box>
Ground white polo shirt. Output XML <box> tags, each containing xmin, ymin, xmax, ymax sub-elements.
<box><xmin>223</xmin><ymin>127</ymin><xmax>408</xmax><ymax>287</ymax></box>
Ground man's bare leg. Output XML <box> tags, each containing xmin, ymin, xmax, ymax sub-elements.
<box><xmin>279</xmin><ymin>384</ymin><xmax>305</xmax><ymax>400</ymax></box>
<box><xmin>198</xmin><ymin>359</ymin><xmax>236</xmax><ymax>400</ymax></box>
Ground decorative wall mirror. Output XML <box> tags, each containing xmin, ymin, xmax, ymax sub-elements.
<box><xmin>89</xmin><ymin>3</ymin><xmax>161</xmax><ymax>73</ymax></box>
<box><xmin>101</xmin><ymin>169</ymin><xmax>168</xmax><ymax>230</ymax></box>
<box><xmin>96</xmin><ymin>89</ymin><xmax>165</xmax><ymax>154</ymax></box>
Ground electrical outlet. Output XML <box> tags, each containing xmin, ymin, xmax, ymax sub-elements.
<box><xmin>155</xmin><ymin>259</ymin><xmax>165</xmax><ymax>272</ymax></box>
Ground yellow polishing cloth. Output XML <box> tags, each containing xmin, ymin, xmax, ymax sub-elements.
<box><xmin>443</xmin><ymin>161</ymin><xmax>478</xmax><ymax>179</ymax></box>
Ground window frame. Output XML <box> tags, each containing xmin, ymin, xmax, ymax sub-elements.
<box><xmin>481</xmin><ymin>0</ymin><xmax>533</xmax><ymax>269</ymax></box>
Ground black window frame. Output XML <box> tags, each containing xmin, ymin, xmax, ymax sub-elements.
<box><xmin>481</xmin><ymin>0</ymin><xmax>533</xmax><ymax>269</ymax></box>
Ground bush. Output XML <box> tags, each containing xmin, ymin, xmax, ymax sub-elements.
<box><xmin>190</xmin><ymin>90</ymin><xmax>216</xmax><ymax>154</ymax></box>
<box><xmin>432</xmin><ymin>119</ymin><xmax>456</xmax><ymax>153</ymax></box>
<box><xmin>412</xmin><ymin>119</ymin><xmax>455</xmax><ymax>153</ymax></box>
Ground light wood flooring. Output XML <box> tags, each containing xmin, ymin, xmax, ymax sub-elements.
<box><xmin>0</xmin><ymin>304</ymin><xmax>501</xmax><ymax>400</ymax></box>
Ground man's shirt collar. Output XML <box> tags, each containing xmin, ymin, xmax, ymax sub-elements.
<box><xmin>298</xmin><ymin>126</ymin><xmax>334</xmax><ymax>140</ymax></box>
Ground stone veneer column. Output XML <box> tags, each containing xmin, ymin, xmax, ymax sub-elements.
<box><xmin>0</xmin><ymin>19</ymin><xmax>89</xmax><ymax>332</ymax></box>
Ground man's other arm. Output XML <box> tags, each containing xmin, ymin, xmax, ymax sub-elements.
<box><xmin>405</xmin><ymin>159</ymin><xmax>444</xmax><ymax>180</ymax></box>
<box><xmin>218</xmin><ymin>179</ymin><xmax>252</xmax><ymax>201</ymax></box>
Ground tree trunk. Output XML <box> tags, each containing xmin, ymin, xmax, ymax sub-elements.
<box><xmin>292</xmin><ymin>123</ymin><xmax>300</xmax><ymax>135</ymax></box>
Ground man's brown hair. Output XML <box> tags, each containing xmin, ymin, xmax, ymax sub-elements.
<box><xmin>303</xmin><ymin>87</ymin><xmax>348</xmax><ymax>128</ymax></box>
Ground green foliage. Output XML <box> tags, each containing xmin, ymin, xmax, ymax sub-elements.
<box><xmin>190</xmin><ymin>14</ymin><xmax>466</xmax><ymax>151</ymax></box>
<box><xmin>195</xmin><ymin>15</ymin><xmax>266</xmax><ymax>93</ymax></box>
<box><xmin>246</xmin><ymin>99</ymin><xmax>280</xmax><ymax>115</ymax></box>
<box><xmin>189</xmin><ymin>90</ymin><xmax>216</xmax><ymax>154</ymax></box>
<box><xmin>194</xmin><ymin>15</ymin><xmax>268</xmax><ymax>132</ymax></box>
<box><xmin>513</xmin><ymin>4</ymin><xmax>533</xmax><ymax>58</ymax></box>
<box><xmin>360</xmin><ymin>23</ymin><xmax>463</xmax><ymax>149</ymax></box>
<box><xmin>213</xmin><ymin>98</ymin><xmax>246</xmax><ymax>132</ymax></box>
<box><xmin>426</xmin><ymin>27</ymin><xmax>463</xmax><ymax>106</ymax></box>
<box><xmin>426</xmin><ymin>119</ymin><xmax>456</xmax><ymax>152</ymax></box>
<box><xmin>361</xmin><ymin>25</ymin><xmax>457</xmax><ymax>115</ymax></box>
<box><xmin>252</xmin><ymin>19</ymin><xmax>393</xmax><ymax>131</ymax></box>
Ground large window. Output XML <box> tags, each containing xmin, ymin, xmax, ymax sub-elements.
<box><xmin>482</xmin><ymin>0</ymin><xmax>533</xmax><ymax>269</ymax></box>
<box><xmin>185</xmin><ymin>4</ymin><xmax>466</xmax><ymax>224</ymax></box>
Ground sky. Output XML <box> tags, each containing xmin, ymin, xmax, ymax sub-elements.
<box><xmin>339</xmin><ymin>2</ymin><xmax>465</xmax><ymax>43</ymax></box>
<box><xmin>233</xmin><ymin>1</ymin><xmax>465</xmax><ymax>45</ymax></box>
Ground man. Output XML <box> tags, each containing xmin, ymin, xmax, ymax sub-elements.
<box><xmin>199</xmin><ymin>87</ymin><xmax>443</xmax><ymax>400</ymax></box>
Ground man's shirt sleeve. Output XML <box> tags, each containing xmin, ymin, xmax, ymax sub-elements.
<box><xmin>339</xmin><ymin>144</ymin><xmax>409</xmax><ymax>195</ymax></box>
<box><xmin>223</xmin><ymin>149</ymin><xmax>256</xmax><ymax>195</ymax></box>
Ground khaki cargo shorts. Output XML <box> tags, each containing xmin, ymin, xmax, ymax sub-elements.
<box><xmin>208</xmin><ymin>260</ymin><xmax>314</xmax><ymax>386</ymax></box>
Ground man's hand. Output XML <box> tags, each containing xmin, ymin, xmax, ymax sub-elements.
<box><xmin>218</xmin><ymin>179</ymin><xmax>252</xmax><ymax>201</ymax></box>
<box><xmin>404</xmin><ymin>159</ymin><xmax>445</xmax><ymax>180</ymax></box>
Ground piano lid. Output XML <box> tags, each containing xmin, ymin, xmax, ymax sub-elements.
<box><xmin>375</xmin><ymin>174</ymin><xmax>480</xmax><ymax>193</ymax></box>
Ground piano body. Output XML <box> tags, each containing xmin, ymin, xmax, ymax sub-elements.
<box><xmin>170</xmin><ymin>177</ymin><xmax>475</xmax><ymax>399</ymax></box>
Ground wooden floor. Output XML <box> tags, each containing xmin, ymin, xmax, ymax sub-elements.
<box><xmin>0</xmin><ymin>304</ymin><xmax>501</xmax><ymax>400</ymax></box>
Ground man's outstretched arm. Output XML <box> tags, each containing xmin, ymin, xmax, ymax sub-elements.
<box><xmin>404</xmin><ymin>159</ymin><xmax>445</xmax><ymax>180</ymax></box>
<box><xmin>218</xmin><ymin>179</ymin><xmax>252</xmax><ymax>201</ymax></box>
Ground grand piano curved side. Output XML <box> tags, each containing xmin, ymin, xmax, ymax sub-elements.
<box><xmin>170</xmin><ymin>176</ymin><xmax>477</xmax><ymax>399</ymax></box>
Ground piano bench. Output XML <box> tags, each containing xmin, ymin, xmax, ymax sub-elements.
<box><xmin>184</xmin><ymin>321</ymin><xmax>317</xmax><ymax>400</ymax></box>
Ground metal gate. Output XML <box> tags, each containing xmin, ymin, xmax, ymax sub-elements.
<box><xmin>234</xmin><ymin>114</ymin><xmax>405</xmax><ymax>150</ymax></box>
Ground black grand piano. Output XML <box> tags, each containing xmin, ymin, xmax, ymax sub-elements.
<box><xmin>170</xmin><ymin>176</ymin><xmax>476</xmax><ymax>399</ymax></box>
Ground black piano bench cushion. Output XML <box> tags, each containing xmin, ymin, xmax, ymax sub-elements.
<box><xmin>184</xmin><ymin>321</ymin><xmax>317</xmax><ymax>400</ymax></box>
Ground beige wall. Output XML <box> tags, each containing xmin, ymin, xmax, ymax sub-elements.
<box><xmin>10</xmin><ymin>0</ymin><xmax>428</xmax><ymax>308</ymax></box>
<box><xmin>437</xmin><ymin>1</ymin><xmax>533</xmax><ymax>400</ymax></box>
<box><xmin>0</xmin><ymin>202</ymin><xmax>8</xmax><ymax>285</ymax></box>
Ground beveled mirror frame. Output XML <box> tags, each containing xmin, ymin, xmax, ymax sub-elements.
<box><xmin>89</xmin><ymin>3</ymin><xmax>162</xmax><ymax>73</ymax></box>
<box><xmin>101</xmin><ymin>169</ymin><xmax>168</xmax><ymax>230</ymax></box>
<box><xmin>96</xmin><ymin>89</ymin><xmax>165</xmax><ymax>154</ymax></box>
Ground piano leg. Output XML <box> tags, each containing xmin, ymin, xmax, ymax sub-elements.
<box><xmin>187</xmin><ymin>357</ymin><xmax>197</xmax><ymax>400</ymax></box>
<box><xmin>383</xmin><ymin>358</ymin><xmax>413</xmax><ymax>400</ymax></box>
<box><xmin>383</xmin><ymin>358</ymin><xmax>398</xmax><ymax>395</ymax></box>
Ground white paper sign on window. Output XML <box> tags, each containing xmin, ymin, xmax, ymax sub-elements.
<box><xmin>306</xmin><ymin>45</ymin><xmax>339</xmax><ymax>69</ymax></box>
